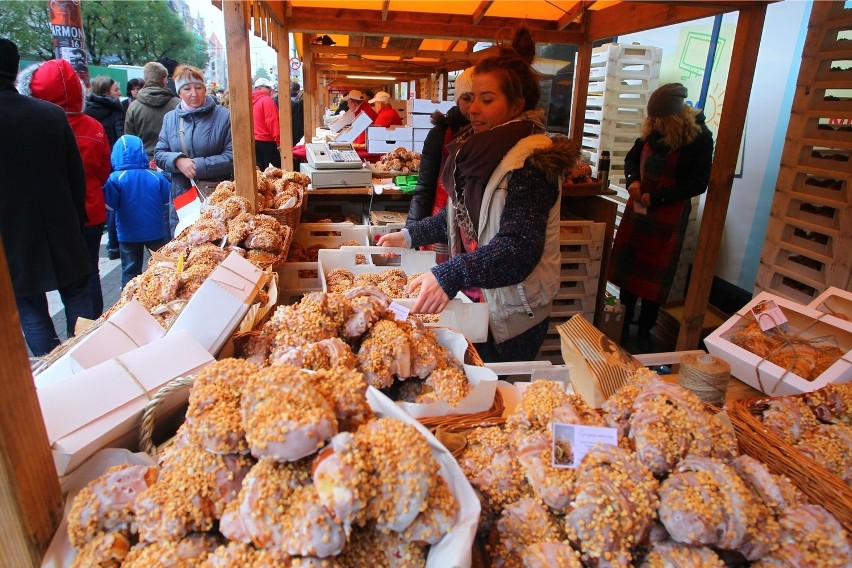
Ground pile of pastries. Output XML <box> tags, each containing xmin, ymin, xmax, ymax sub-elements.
<box><xmin>253</xmin><ymin>166</ymin><xmax>309</xmax><ymax>211</ymax></box>
<box><xmin>239</xmin><ymin>286</ymin><xmax>471</xmax><ymax>407</ymax></box>
<box><xmin>730</xmin><ymin>321</ymin><xmax>844</xmax><ymax>381</ymax></box>
<box><xmin>67</xmin><ymin>359</ymin><xmax>458</xmax><ymax>566</ymax></box>
<box><xmin>373</xmin><ymin>147</ymin><xmax>420</xmax><ymax>173</ymax></box>
<box><xmin>458</xmin><ymin>371</ymin><xmax>851</xmax><ymax>567</ymax></box>
<box><xmin>756</xmin><ymin>383</ymin><xmax>852</xmax><ymax>484</ymax></box>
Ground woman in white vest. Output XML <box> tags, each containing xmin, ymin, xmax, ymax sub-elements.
<box><xmin>379</xmin><ymin>28</ymin><xmax>579</xmax><ymax>362</ymax></box>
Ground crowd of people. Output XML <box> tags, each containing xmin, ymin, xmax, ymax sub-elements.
<box><xmin>1</xmin><ymin>29</ymin><xmax>713</xmax><ymax>362</ymax></box>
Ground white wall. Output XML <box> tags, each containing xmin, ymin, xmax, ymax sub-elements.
<box><xmin>617</xmin><ymin>0</ymin><xmax>811</xmax><ymax>293</ymax></box>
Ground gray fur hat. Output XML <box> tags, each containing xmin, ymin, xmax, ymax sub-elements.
<box><xmin>647</xmin><ymin>83</ymin><xmax>688</xmax><ymax>117</ymax></box>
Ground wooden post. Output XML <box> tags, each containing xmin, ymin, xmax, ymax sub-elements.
<box><xmin>277</xmin><ymin>24</ymin><xmax>295</xmax><ymax>171</ymax></box>
<box><xmin>0</xmin><ymin>237</ymin><xmax>63</xmax><ymax>567</ymax></box>
<box><xmin>676</xmin><ymin>4</ymin><xmax>768</xmax><ymax>350</ymax></box>
<box><xmin>302</xmin><ymin>36</ymin><xmax>316</xmax><ymax>146</ymax></box>
<box><xmin>223</xmin><ymin>0</ymin><xmax>258</xmax><ymax>208</ymax></box>
<box><xmin>570</xmin><ymin>39</ymin><xmax>592</xmax><ymax>143</ymax></box>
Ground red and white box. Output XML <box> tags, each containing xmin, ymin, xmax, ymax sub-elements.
<box><xmin>705</xmin><ymin>291</ymin><xmax>852</xmax><ymax>395</ymax></box>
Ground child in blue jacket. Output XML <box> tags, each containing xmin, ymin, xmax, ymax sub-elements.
<box><xmin>104</xmin><ymin>135</ymin><xmax>170</xmax><ymax>287</ymax></box>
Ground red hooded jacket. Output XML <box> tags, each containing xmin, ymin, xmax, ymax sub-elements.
<box><xmin>20</xmin><ymin>59</ymin><xmax>110</xmax><ymax>226</ymax></box>
<box><xmin>252</xmin><ymin>89</ymin><xmax>280</xmax><ymax>145</ymax></box>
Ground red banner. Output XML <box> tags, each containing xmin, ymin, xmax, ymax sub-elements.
<box><xmin>48</xmin><ymin>0</ymin><xmax>89</xmax><ymax>85</ymax></box>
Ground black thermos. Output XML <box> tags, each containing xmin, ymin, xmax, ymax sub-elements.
<box><xmin>599</xmin><ymin>150</ymin><xmax>611</xmax><ymax>189</ymax></box>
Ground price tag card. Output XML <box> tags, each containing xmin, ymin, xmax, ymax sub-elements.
<box><xmin>751</xmin><ymin>298</ymin><xmax>788</xmax><ymax>331</ymax></box>
<box><xmin>388</xmin><ymin>300</ymin><xmax>410</xmax><ymax>322</ymax></box>
<box><xmin>552</xmin><ymin>422</ymin><xmax>618</xmax><ymax>469</ymax></box>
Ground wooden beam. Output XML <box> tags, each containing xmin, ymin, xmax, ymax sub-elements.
<box><xmin>311</xmin><ymin>45</ymin><xmax>477</xmax><ymax>61</ymax></box>
<box><xmin>472</xmin><ymin>1</ymin><xmax>493</xmax><ymax>25</ymax></box>
<box><xmin>557</xmin><ymin>0</ymin><xmax>588</xmax><ymax>31</ymax></box>
<box><xmin>277</xmin><ymin>24</ymin><xmax>295</xmax><ymax>171</ymax></box>
<box><xmin>381</xmin><ymin>0</ymin><xmax>389</xmax><ymax>21</ymax></box>
<box><xmin>302</xmin><ymin>35</ymin><xmax>318</xmax><ymax>146</ymax></box>
<box><xmin>676</xmin><ymin>3</ymin><xmax>768</xmax><ymax>350</ymax></box>
<box><xmin>570</xmin><ymin>39</ymin><xmax>593</xmax><ymax>143</ymax></box>
<box><xmin>586</xmin><ymin>2</ymin><xmax>733</xmax><ymax>40</ymax></box>
<box><xmin>285</xmin><ymin>8</ymin><xmax>584</xmax><ymax>43</ymax></box>
<box><xmin>0</xmin><ymin>235</ymin><xmax>63</xmax><ymax>567</ymax></box>
<box><xmin>224</xmin><ymin>0</ymin><xmax>258</xmax><ymax>208</ymax></box>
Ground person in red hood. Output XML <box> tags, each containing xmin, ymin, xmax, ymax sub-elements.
<box><xmin>252</xmin><ymin>77</ymin><xmax>280</xmax><ymax>169</ymax></box>
<box><xmin>344</xmin><ymin>89</ymin><xmax>377</xmax><ymax>147</ymax></box>
<box><xmin>17</xmin><ymin>58</ymin><xmax>112</xmax><ymax>317</ymax></box>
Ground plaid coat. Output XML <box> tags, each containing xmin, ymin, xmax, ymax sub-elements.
<box><xmin>609</xmin><ymin>120</ymin><xmax>713</xmax><ymax>303</ymax></box>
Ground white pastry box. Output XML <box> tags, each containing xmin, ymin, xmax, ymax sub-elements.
<box><xmin>394</xmin><ymin>296</ymin><xmax>490</xmax><ymax>344</ymax></box>
<box><xmin>704</xmin><ymin>291</ymin><xmax>852</xmax><ymax>395</ymax></box>
<box><xmin>37</xmin><ymin>330</ymin><xmax>214</xmax><ymax>476</ymax></box>
<box><xmin>34</xmin><ymin>300</ymin><xmax>165</xmax><ymax>389</ymax></box>
<box><xmin>166</xmin><ymin>252</ymin><xmax>268</xmax><ymax>356</ymax></box>
<box><xmin>278</xmin><ymin>224</ymin><xmax>370</xmax><ymax>290</ymax></box>
<box><xmin>406</xmin><ymin>98</ymin><xmax>455</xmax><ymax>114</ymax></box>
<box><xmin>318</xmin><ymin>246</ymin><xmax>436</xmax><ymax>297</ymax></box>
<box><xmin>808</xmin><ymin>286</ymin><xmax>852</xmax><ymax>326</ymax></box>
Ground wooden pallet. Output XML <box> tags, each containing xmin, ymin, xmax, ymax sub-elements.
<box><xmin>757</xmin><ymin>1</ymin><xmax>852</xmax><ymax>298</ymax></box>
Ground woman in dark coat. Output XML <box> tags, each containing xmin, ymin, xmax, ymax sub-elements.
<box><xmin>155</xmin><ymin>65</ymin><xmax>233</xmax><ymax>236</ymax></box>
<box><xmin>85</xmin><ymin>75</ymin><xmax>125</xmax><ymax>146</ymax></box>
<box><xmin>608</xmin><ymin>83</ymin><xmax>714</xmax><ymax>352</ymax></box>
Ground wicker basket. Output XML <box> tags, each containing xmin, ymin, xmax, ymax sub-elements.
<box><xmin>729</xmin><ymin>396</ymin><xmax>852</xmax><ymax>532</ymax></box>
<box><xmin>417</xmin><ymin>338</ymin><xmax>506</xmax><ymax>433</ymax></box>
<box><xmin>139</xmin><ymin>374</ymin><xmax>196</xmax><ymax>458</ymax></box>
<box><xmin>259</xmin><ymin>186</ymin><xmax>307</xmax><ymax>233</ymax></box>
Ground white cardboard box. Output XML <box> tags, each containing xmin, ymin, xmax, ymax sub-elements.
<box><xmin>368</xmin><ymin>139</ymin><xmax>414</xmax><ymax>153</ymax></box>
<box><xmin>318</xmin><ymin>246</ymin><xmax>436</xmax><ymax>296</ymax></box>
<box><xmin>407</xmin><ymin>113</ymin><xmax>434</xmax><ymax>129</ymax></box>
<box><xmin>166</xmin><ymin>252</ymin><xmax>267</xmax><ymax>355</ymax></box>
<box><xmin>413</xmin><ymin>140</ymin><xmax>425</xmax><ymax>153</ymax></box>
<box><xmin>395</xmin><ymin>297</ymin><xmax>490</xmax><ymax>344</ymax></box>
<box><xmin>414</xmin><ymin>128</ymin><xmax>431</xmax><ymax>143</ymax></box>
<box><xmin>35</xmin><ymin>300</ymin><xmax>165</xmax><ymax>389</ymax></box>
<box><xmin>335</xmin><ymin>112</ymin><xmax>374</xmax><ymax>144</ymax></box>
<box><xmin>406</xmin><ymin>98</ymin><xmax>454</xmax><ymax>114</ymax></box>
<box><xmin>37</xmin><ymin>330</ymin><xmax>214</xmax><ymax>476</ymax></box>
<box><xmin>808</xmin><ymin>286</ymin><xmax>852</xmax><ymax>326</ymax></box>
<box><xmin>705</xmin><ymin>291</ymin><xmax>852</xmax><ymax>395</ymax></box>
<box><xmin>367</xmin><ymin>126</ymin><xmax>414</xmax><ymax>142</ymax></box>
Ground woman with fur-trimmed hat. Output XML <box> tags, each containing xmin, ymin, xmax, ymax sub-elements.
<box><xmin>608</xmin><ymin>82</ymin><xmax>714</xmax><ymax>352</ymax></box>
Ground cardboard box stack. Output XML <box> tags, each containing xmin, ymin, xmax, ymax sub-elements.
<box><xmin>406</xmin><ymin>98</ymin><xmax>454</xmax><ymax>134</ymax></box>
<box><xmin>367</xmin><ymin>126</ymin><xmax>414</xmax><ymax>153</ymax></box>
<box><xmin>538</xmin><ymin>219</ymin><xmax>606</xmax><ymax>363</ymax></box>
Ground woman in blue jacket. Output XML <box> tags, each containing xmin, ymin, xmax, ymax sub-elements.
<box><xmin>155</xmin><ymin>65</ymin><xmax>233</xmax><ymax>236</ymax></box>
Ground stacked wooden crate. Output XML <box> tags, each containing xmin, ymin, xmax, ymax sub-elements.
<box><xmin>538</xmin><ymin>220</ymin><xmax>606</xmax><ymax>363</ymax></box>
<box><xmin>755</xmin><ymin>1</ymin><xmax>852</xmax><ymax>303</ymax></box>
<box><xmin>581</xmin><ymin>43</ymin><xmax>662</xmax><ymax>188</ymax></box>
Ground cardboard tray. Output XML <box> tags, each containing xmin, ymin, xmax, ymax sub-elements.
<box><xmin>808</xmin><ymin>286</ymin><xmax>852</xmax><ymax>325</ymax></box>
<box><xmin>704</xmin><ymin>291</ymin><xmax>852</xmax><ymax>395</ymax></box>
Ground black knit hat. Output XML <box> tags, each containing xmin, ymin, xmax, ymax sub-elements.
<box><xmin>0</xmin><ymin>38</ymin><xmax>20</xmax><ymax>81</ymax></box>
<box><xmin>647</xmin><ymin>83</ymin><xmax>688</xmax><ymax>117</ymax></box>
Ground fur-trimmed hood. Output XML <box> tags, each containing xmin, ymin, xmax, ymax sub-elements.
<box><xmin>16</xmin><ymin>59</ymin><xmax>85</xmax><ymax>113</ymax></box>
<box><xmin>526</xmin><ymin>134</ymin><xmax>580</xmax><ymax>185</ymax></box>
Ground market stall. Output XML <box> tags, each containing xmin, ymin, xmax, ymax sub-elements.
<box><xmin>2</xmin><ymin>1</ymin><xmax>792</xmax><ymax>565</ymax></box>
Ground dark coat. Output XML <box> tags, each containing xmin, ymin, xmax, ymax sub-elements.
<box><xmin>609</xmin><ymin>114</ymin><xmax>714</xmax><ymax>303</ymax></box>
<box><xmin>407</xmin><ymin>106</ymin><xmax>470</xmax><ymax>222</ymax></box>
<box><xmin>125</xmin><ymin>85</ymin><xmax>179</xmax><ymax>159</ymax></box>
<box><xmin>0</xmin><ymin>83</ymin><xmax>90</xmax><ymax>296</ymax></box>
<box><xmin>84</xmin><ymin>92</ymin><xmax>125</xmax><ymax>147</ymax></box>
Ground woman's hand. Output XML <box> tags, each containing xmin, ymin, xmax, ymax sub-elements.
<box><xmin>176</xmin><ymin>156</ymin><xmax>196</xmax><ymax>179</ymax></box>
<box><xmin>409</xmin><ymin>271</ymin><xmax>450</xmax><ymax>314</ymax></box>
<box><xmin>639</xmin><ymin>193</ymin><xmax>652</xmax><ymax>207</ymax></box>
<box><xmin>377</xmin><ymin>231</ymin><xmax>406</xmax><ymax>248</ymax></box>
<box><xmin>628</xmin><ymin>181</ymin><xmax>642</xmax><ymax>201</ymax></box>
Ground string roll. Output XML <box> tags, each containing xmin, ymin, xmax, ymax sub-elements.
<box><xmin>678</xmin><ymin>353</ymin><xmax>730</xmax><ymax>406</ymax></box>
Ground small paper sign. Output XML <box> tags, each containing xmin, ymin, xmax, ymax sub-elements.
<box><xmin>388</xmin><ymin>300</ymin><xmax>410</xmax><ymax>321</ymax></box>
<box><xmin>552</xmin><ymin>422</ymin><xmax>618</xmax><ymax>469</ymax></box>
<box><xmin>751</xmin><ymin>299</ymin><xmax>788</xmax><ymax>331</ymax></box>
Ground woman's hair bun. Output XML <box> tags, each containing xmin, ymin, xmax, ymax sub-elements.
<box><xmin>510</xmin><ymin>27</ymin><xmax>536</xmax><ymax>65</ymax></box>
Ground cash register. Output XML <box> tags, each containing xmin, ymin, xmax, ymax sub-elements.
<box><xmin>301</xmin><ymin>141</ymin><xmax>373</xmax><ymax>188</ymax></box>
<box><xmin>305</xmin><ymin>141</ymin><xmax>363</xmax><ymax>169</ymax></box>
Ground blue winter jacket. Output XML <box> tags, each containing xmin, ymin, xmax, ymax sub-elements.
<box><xmin>104</xmin><ymin>135</ymin><xmax>170</xmax><ymax>243</ymax></box>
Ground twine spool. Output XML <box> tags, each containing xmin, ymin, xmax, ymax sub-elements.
<box><xmin>678</xmin><ymin>353</ymin><xmax>730</xmax><ymax>406</ymax></box>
